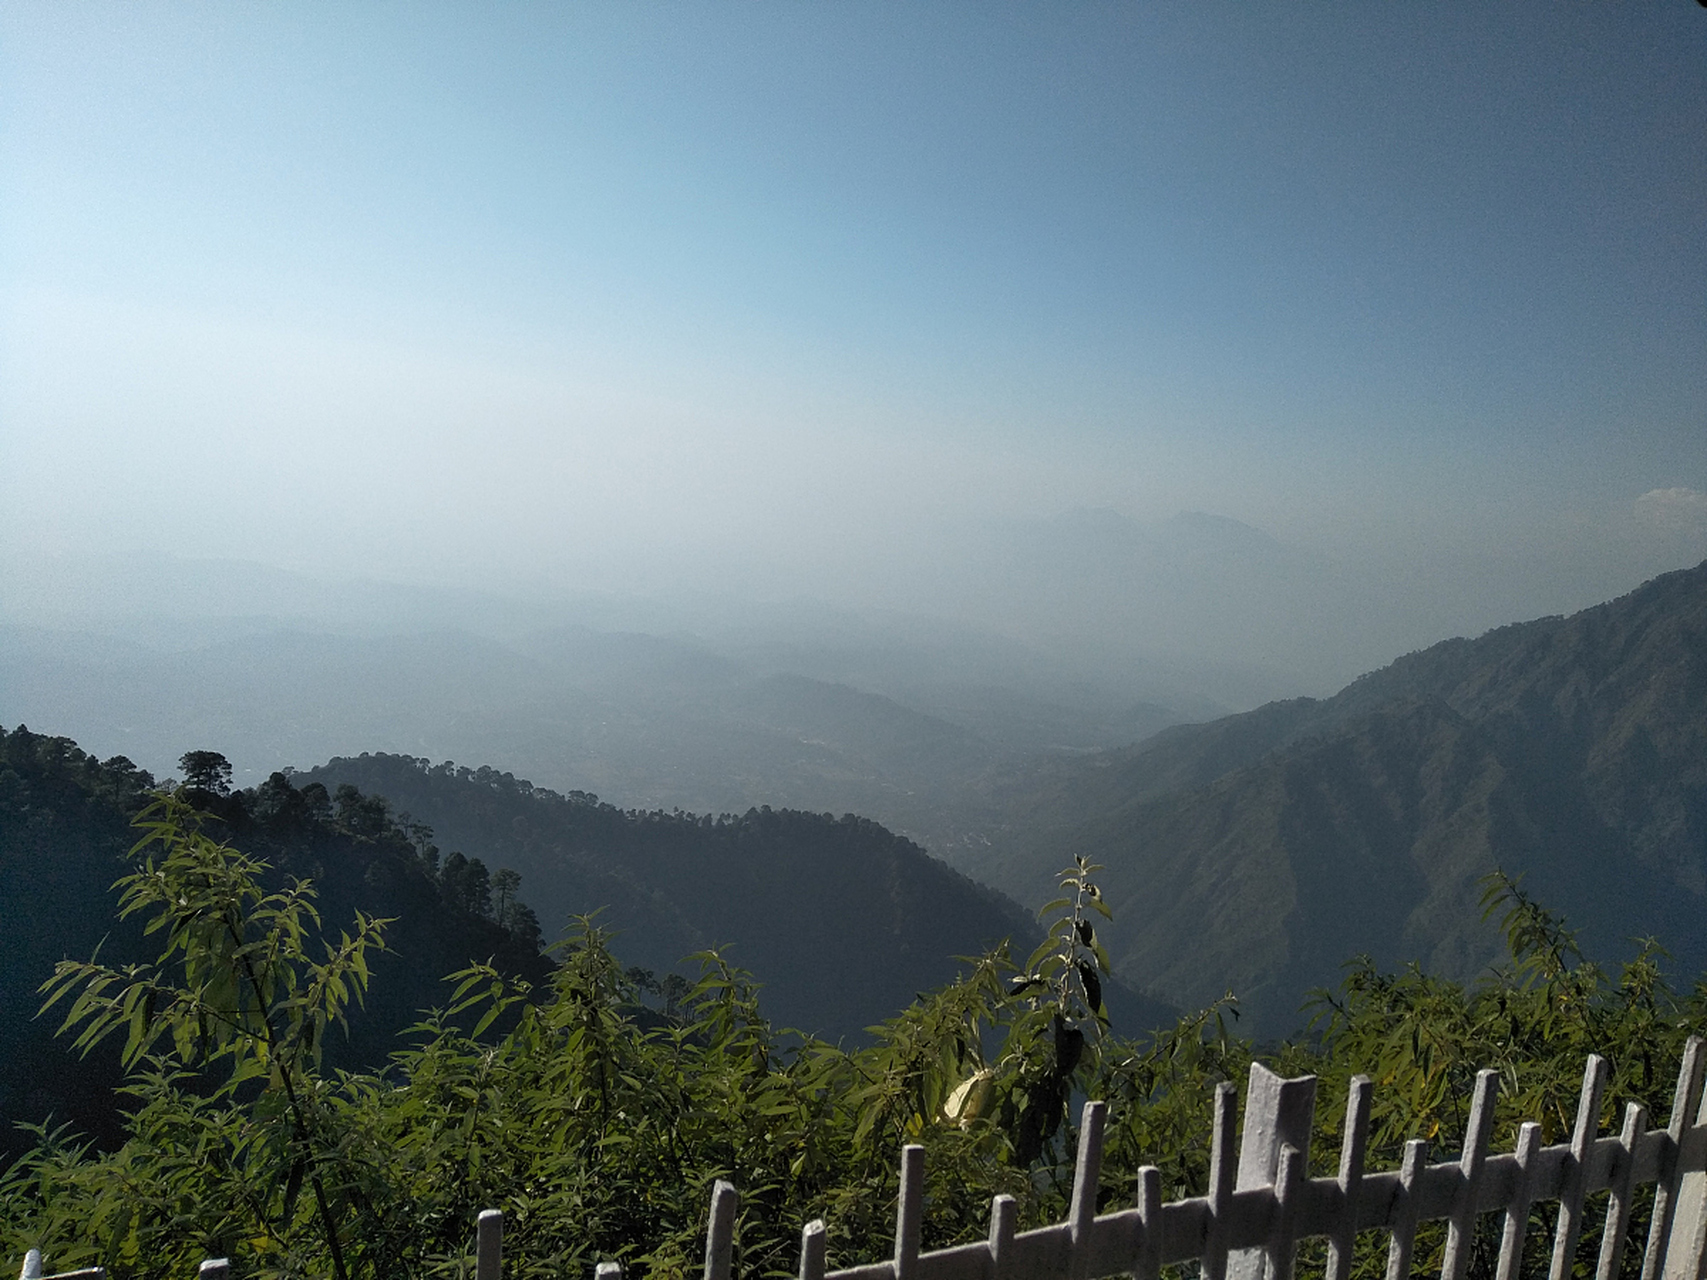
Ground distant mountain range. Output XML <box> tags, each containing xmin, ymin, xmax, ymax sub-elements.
<box><xmin>948</xmin><ymin>560</ymin><xmax>1707</xmax><ymax>1035</ymax></box>
<box><xmin>0</xmin><ymin>605</ymin><xmax>1189</xmax><ymax>851</ymax></box>
<box><xmin>13</xmin><ymin>511</ymin><xmax>1680</xmax><ymax>857</ymax></box>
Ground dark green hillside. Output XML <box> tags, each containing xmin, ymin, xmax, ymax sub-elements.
<box><xmin>300</xmin><ymin>753</ymin><xmax>1174</xmax><ymax>1040</ymax></box>
<box><xmin>0</xmin><ymin>727</ymin><xmax>546</xmax><ymax>1158</ymax></box>
<box><xmin>965</xmin><ymin>560</ymin><xmax>1707</xmax><ymax>1034</ymax></box>
<box><xmin>0</xmin><ymin>732</ymin><xmax>150</xmax><ymax>1155</ymax></box>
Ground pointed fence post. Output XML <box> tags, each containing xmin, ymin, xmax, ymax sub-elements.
<box><xmin>1134</xmin><ymin>1165</ymin><xmax>1163</xmax><ymax>1280</ymax></box>
<box><xmin>477</xmin><ymin>1209</ymin><xmax>503</xmax><ymax>1280</ymax></box>
<box><xmin>1442</xmin><ymin>1070</ymin><xmax>1501</xmax><ymax>1280</ymax></box>
<box><xmin>1597</xmin><ymin>1103</ymin><xmax>1651</xmax><ymax>1280</ymax></box>
<box><xmin>1654</xmin><ymin>1038</ymin><xmax>1707</xmax><ymax>1280</ymax></box>
<box><xmin>1068</xmin><ymin>1102</ymin><xmax>1107</xmax><ymax>1280</ymax></box>
<box><xmin>596</xmin><ymin>1264</ymin><xmax>624</xmax><ymax>1280</ymax></box>
<box><xmin>20</xmin><ymin>1251</ymin><xmax>41</xmax><ymax>1280</ymax></box>
<box><xmin>988</xmin><ymin>1194</ymin><xmax>1017</xmax><ymax>1280</ymax></box>
<box><xmin>197</xmin><ymin>1262</ymin><xmax>230</xmax><ymax>1280</ymax></box>
<box><xmin>895</xmin><ymin>1146</ymin><xmax>925</xmax><ymax>1280</ymax></box>
<box><xmin>1202</xmin><ymin>1082</ymin><xmax>1240</xmax><ymax>1280</ymax></box>
<box><xmin>1383</xmin><ymin>1138</ymin><xmax>1428</xmax><ymax>1280</ymax></box>
<box><xmin>798</xmin><ymin>1220</ymin><xmax>827</xmax><ymax>1280</ymax></box>
<box><xmin>1550</xmin><ymin>1056</ymin><xmax>1610</xmax><ymax>1280</ymax></box>
<box><xmin>1496</xmin><ymin>1122</ymin><xmax>1544</xmax><ymax>1280</ymax></box>
<box><xmin>705</xmin><ymin>1181</ymin><xmax>738</xmax><ymax>1280</ymax></box>
<box><xmin>1325</xmin><ymin>1076</ymin><xmax>1372</xmax><ymax>1280</ymax></box>
<box><xmin>1229</xmin><ymin>1065</ymin><xmax>1318</xmax><ymax>1280</ymax></box>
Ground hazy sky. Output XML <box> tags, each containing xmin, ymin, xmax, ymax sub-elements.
<box><xmin>3</xmin><ymin>4</ymin><xmax>1704</xmax><ymax>635</ymax></box>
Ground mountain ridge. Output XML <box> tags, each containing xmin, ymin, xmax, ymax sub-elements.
<box><xmin>953</xmin><ymin>560</ymin><xmax>1707</xmax><ymax>1034</ymax></box>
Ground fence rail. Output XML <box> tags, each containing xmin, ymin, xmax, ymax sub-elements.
<box><xmin>21</xmin><ymin>1038</ymin><xmax>1707</xmax><ymax>1280</ymax></box>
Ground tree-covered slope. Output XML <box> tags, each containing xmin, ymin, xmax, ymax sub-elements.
<box><xmin>963</xmin><ymin>560</ymin><xmax>1707</xmax><ymax>1034</ymax></box>
<box><xmin>0</xmin><ymin>727</ymin><xmax>547</xmax><ymax>1158</ymax></box>
<box><xmin>298</xmin><ymin>754</ymin><xmax>1181</xmax><ymax>1041</ymax></box>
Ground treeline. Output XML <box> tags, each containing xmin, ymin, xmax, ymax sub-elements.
<box><xmin>179</xmin><ymin>745</ymin><xmax>544</xmax><ymax>948</ymax></box>
<box><xmin>2</xmin><ymin>788</ymin><xmax>1702</xmax><ymax>1280</ymax></box>
<box><xmin>0</xmin><ymin>726</ymin><xmax>548</xmax><ymax>1158</ymax></box>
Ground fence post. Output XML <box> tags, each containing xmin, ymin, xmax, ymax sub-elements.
<box><xmin>988</xmin><ymin>1194</ymin><xmax>1017</xmax><ymax>1280</ymax></box>
<box><xmin>1383</xmin><ymin>1137</ymin><xmax>1429</xmax><ymax>1280</ymax></box>
<box><xmin>1442</xmin><ymin>1069</ymin><xmax>1501</xmax><ymax>1280</ymax></box>
<box><xmin>1228</xmin><ymin>1064</ymin><xmax>1317</xmax><ymax>1280</ymax></box>
<box><xmin>1202</xmin><ymin>1082</ymin><xmax>1239</xmax><ymax>1280</ymax></box>
<box><xmin>1597</xmin><ymin>1103</ymin><xmax>1651</xmax><ymax>1280</ymax></box>
<box><xmin>20</xmin><ymin>1250</ymin><xmax>41</xmax><ymax>1280</ymax></box>
<box><xmin>1324</xmin><ymin>1075</ymin><xmax>1372</xmax><ymax>1280</ymax></box>
<box><xmin>477</xmin><ymin>1209</ymin><xmax>503</xmax><ymax>1280</ymax></box>
<box><xmin>1495</xmin><ymin>1122</ymin><xmax>1543</xmax><ymax>1280</ymax></box>
<box><xmin>1550</xmin><ymin>1056</ymin><xmax>1610</xmax><ymax>1280</ymax></box>
<box><xmin>1068</xmin><ymin>1103</ymin><xmax>1107</xmax><ymax>1280</ymax></box>
<box><xmin>799</xmin><ymin>1220</ymin><xmax>827</xmax><ymax>1280</ymax></box>
<box><xmin>895</xmin><ymin>1145</ymin><xmax>925</xmax><ymax>1280</ymax></box>
<box><xmin>197</xmin><ymin>1262</ymin><xmax>230</xmax><ymax>1280</ymax></box>
<box><xmin>1134</xmin><ymin>1165</ymin><xmax>1163</xmax><ymax>1280</ymax></box>
<box><xmin>705</xmin><ymin>1181</ymin><xmax>738</xmax><ymax>1280</ymax></box>
<box><xmin>1266</xmin><ymin>1144</ymin><xmax>1304</xmax><ymax>1280</ymax></box>
<box><xmin>1653</xmin><ymin>1038</ymin><xmax>1707</xmax><ymax>1280</ymax></box>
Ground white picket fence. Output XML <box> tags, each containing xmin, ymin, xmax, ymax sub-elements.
<box><xmin>22</xmin><ymin>1038</ymin><xmax>1707</xmax><ymax>1280</ymax></box>
<box><xmin>542</xmin><ymin>1039</ymin><xmax>1707</xmax><ymax>1280</ymax></box>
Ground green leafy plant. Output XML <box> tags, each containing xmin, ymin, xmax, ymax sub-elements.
<box><xmin>986</xmin><ymin>857</ymin><xmax>1115</xmax><ymax>1167</ymax></box>
<box><xmin>34</xmin><ymin>793</ymin><xmax>389</xmax><ymax>1280</ymax></box>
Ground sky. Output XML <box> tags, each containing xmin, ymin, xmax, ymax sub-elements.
<box><xmin>2</xmin><ymin>3</ymin><xmax>1704</xmax><ymax>685</ymax></box>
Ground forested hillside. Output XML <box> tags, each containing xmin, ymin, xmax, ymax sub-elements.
<box><xmin>298</xmin><ymin>753</ymin><xmax>1175</xmax><ymax>1039</ymax></box>
<box><xmin>0</xmin><ymin>726</ymin><xmax>546</xmax><ymax>1158</ymax></box>
<box><xmin>0</xmin><ymin>724</ymin><xmax>1170</xmax><ymax>1163</ymax></box>
<box><xmin>958</xmin><ymin>560</ymin><xmax>1707</xmax><ymax>1033</ymax></box>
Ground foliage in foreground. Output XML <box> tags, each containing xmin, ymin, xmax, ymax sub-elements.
<box><xmin>2</xmin><ymin>797</ymin><xmax>1703</xmax><ymax>1280</ymax></box>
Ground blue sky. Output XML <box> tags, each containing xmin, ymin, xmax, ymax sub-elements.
<box><xmin>2</xmin><ymin>3</ymin><xmax>1704</xmax><ymax>665</ymax></box>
